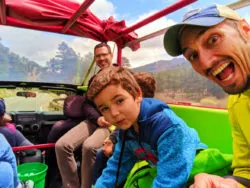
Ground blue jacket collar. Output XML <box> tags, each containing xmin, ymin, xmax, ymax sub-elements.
<box><xmin>138</xmin><ymin>98</ymin><xmax>169</xmax><ymax>123</ymax></box>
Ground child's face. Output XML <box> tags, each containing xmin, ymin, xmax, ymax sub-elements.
<box><xmin>102</xmin><ymin>139</ymin><xmax>114</xmax><ymax>157</ymax></box>
<box><xmin>94</xmin><ymin>84</ymin><xmax>142</xmax><ymax>130</ymax></box>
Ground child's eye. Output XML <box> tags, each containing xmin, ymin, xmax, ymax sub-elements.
<box><xmin>116</xmin><ymin>98</ymin><xmax>124</xmax><ymax>104</ymax></box>
<box><xmin>100</xmin><ymin>106</ymin><xmax>109</xmax><ymax>113</ymax></box>
<box><xmin>207</xmin><ymin>35</ymin><xmax>218</xmax><ymax>45</ymax></box>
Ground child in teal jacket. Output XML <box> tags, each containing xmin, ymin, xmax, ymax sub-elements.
<box><xmin>87</xmin><ymin>66</ymin><xmax>206</xmax><ymax>188</ymax></box>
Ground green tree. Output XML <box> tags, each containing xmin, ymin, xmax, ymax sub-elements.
<box><xmin>122</xmin><ymin>57</ymin><xmax>131</xmax><ymax>68</ymax></box>
<box><xmin>75</xmin><ymin>52</ymin><xmax>94</xmax><ymax>85</ymax></box>
<box><xmin>0</xmin><ymin>43</ymin><xmax>10</xmax><ymax>80</ymax></box>
<box><xmin>46</xmin><ymin>42</ymin><xmax>78</xmax><ymax>83</ymax></box>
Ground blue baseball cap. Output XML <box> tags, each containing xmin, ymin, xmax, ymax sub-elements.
<box><xmin>0</xmin><ymin>99</ymin><xmax>6</xmax><ymax>117</ymax></box>
<box><xmin>163</xmin><ymin>4</ymin><xmax>242</xmax><ymax>56</ymax></box>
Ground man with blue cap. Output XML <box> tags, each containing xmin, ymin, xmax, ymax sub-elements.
<box><xmin>164</xmin><ymin>4</ymin><xmax>250</xmax><ymax>188</ymax></box>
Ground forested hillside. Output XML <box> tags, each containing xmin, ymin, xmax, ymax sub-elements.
<box><xmin>133</xmin><ymin>58</ymin><xmax>227</xmax><ymax>106</ymax></box>
<box><xmin>0</xmin><ymin>41</ymin><xmax>93</xmax><ymax>85</ymax></box>
<box><xmin>0</xmin><ymin>39</ymin><xmax>227</xmax><ymax>107</ymax></box>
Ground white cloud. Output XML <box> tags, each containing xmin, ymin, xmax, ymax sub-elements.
<box><xmin>0</xmin><ymin>0</ymin><xmax>116</xmax><ymax>67</ymax></box>
<box><xmin>76</xmin><ymin>0</ymin><xmax>116</xmax><ymax>19</ymax></box>
<box><xmin>1</xmin><ymin>0</ymin><xmax>249</xmax><ymax>70</ymax></box>
<box><xmin>70</xmin><ymin>38</ymin><xmax>98</xmax><ymax>56</ymax></box>
<box><xmin>123</xmin><ymin>35</ymin><xmax>172</xmax><ymax>68</ymax></box>
<box><xmin>0</xmin><ymin>26</ymin><xmax>62</xmax><ymax>66</ymax></box>
<box><xmin>0</xmin><ymin>1</ymin><xmax>175</xmax><ymax>69</ymax></box>
<box><xmin>122</xmin><ymin>10</ymin><xmax>177</xmax><ymax>68</ymax></box>
<box><xmin>69</xmin><ymin>7</ymin><xmax>177</xmax><ymax>68</ymax></box>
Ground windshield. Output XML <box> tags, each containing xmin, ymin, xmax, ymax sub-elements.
<box><xmin>1</xmin><ymin>88</ymin><xmax>75</xmax><ymax>112</ymax></box>
<box><xmin>0</xmin><ymin>25</ymin><xmax>98</xmax><ymax>85</ymax></box>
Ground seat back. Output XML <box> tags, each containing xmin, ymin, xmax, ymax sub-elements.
<box><xmin>63</xmin><ymin>95</ymin><xmax>86</xmax><ymax>120</ymax></box>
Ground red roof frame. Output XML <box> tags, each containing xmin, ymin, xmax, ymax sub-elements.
<box><xmin>0</xmin><ymin>0</ymin><xmax>248</xmax><ymax>65</ymax></box>
<box><xmin>0</xmin><ymin>0</ymin><xmax>197</xmax><ymax>65</ymax></box>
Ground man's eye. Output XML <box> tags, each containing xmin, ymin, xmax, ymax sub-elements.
<box><xmin>189</xmin><ymin>52</ymin><xmax>198</xmax><ymax>62</ymax></box>
<box><xmin>95</xmin><ymin>53</ymin><xmax>108</xmax><ymax>58</ymax></box>
<box><xmin>208</xmin><ymin>35</ymin><xmax>218</xmax><ymax>45</ymax></box>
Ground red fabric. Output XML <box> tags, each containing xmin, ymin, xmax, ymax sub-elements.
<box><xmin>5</xmin><ymin>0</ymin><xmax>139</xmax><ymax>50</ymax></box>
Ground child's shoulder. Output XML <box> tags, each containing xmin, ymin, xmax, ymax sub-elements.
<box><xmin>140</xmin><ymin>98</ymin><xmax>169</xmax><ymax>116</ymax></box>
<box><xmin>142</xmin><ymin>97</ymin><xmax>168</xmax><ymax>106</ymax></box>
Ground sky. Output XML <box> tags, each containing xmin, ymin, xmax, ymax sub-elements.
<box><xmin>0</xmin><ymin>0</ymin><xmax>249</xmax><ymax>68</ymax></box>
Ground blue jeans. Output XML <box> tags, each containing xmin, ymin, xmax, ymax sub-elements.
<box><xmin>92</xmin><ymin>148</ymin><xmax>109</xmax><ymax>185</ymax></box>
<box><xmin>0</xmin><ymin>127</ymin><xmax>33</xmax><ymax>147</ymax></box>
<box><xmin>0</xmin><ymin>133</ymin><xmax>19</xmax><ymax>187</ymax></box>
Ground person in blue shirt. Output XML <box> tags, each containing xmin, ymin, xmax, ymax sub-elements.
<box><xmin>0</xmin><ymin>133</ymin><xmax>20</xmax><ymax>188</ymax></box>
<box><xmin>87</xmin><ymin>66</ymin><xmax>206</xmax><ymax>188</ymax></box>
<box><xmin>0</xmin><ymin>99</ymin><xmax>33</xmax><ymax>147</ymax></box>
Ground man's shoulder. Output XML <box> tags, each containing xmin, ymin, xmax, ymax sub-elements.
<box><xmin>228</xmin><ymin>89</ymin><xmax>250</xmax><ymax>109</ymax></box>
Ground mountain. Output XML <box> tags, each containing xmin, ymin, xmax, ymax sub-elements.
<box><xmin>133</xmin><ymin>57</ymin><xmax>191</xmax><ymax>73</ymax></box>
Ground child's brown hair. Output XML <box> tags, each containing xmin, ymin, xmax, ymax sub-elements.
<box><xmin>133</xmin><ymin>72</ymin><xmax>156</xmax><ymax>98</ymax></box>
<box><xmin>87</xmin><ymin>66</ymin><xmax>141</xmax><ymax>101</ymax></box>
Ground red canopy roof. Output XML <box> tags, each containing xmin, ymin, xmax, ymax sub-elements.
<box><xmin>0</xmin><ymin>0</ymin><xmax>200</xmax><ymax>53</ymax></box>
<box><xmin>1</xmin><ymin>0</ymin><xmax>139</xmax><ymax>50</ymax></box>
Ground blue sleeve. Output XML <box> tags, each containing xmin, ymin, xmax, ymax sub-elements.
<box><xmin>152</xmin><ymin>124</ymin><xmax>198</xmax><ymax>188</ymax></box>
<box><xmin>95</xmin><ymin>138</ymin><xmax>137</xmax><ymax>187</ymax></box>
<box><xmin>0</xmin><ymin>134</ymin><xmax>19</xmax><ymax>187</ymax></box>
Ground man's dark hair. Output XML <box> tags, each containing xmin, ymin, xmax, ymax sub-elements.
<box><xmin>94</xmin><ymin>42</ymin><xmax>112</xmax><ymax>54</ymax></box>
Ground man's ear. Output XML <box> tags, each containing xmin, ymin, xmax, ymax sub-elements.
<box><xmin>238</xmin><ymin>19</ymin><xmax>250</xmax><ymax>40</ymax></box>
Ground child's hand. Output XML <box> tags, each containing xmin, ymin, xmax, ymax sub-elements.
<box><xmin>189</xmin><ymin>173</ymin><xmax>240</xmax><ymax>188</ymax></box>
<box><xmin>102</xmin><ymin>139</ymin><xmax>114</xmax><ymax>157</ymax></box>
<box><xmin>97</xmin><ymin>116</ymin><xmax>111</xmax><ymax>127</ymax></box>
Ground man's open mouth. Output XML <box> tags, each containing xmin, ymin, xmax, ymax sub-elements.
<box><xmin>212</xmin><ymin>61</ymin><xmax>235</xmax><ymax>81</ymax></box>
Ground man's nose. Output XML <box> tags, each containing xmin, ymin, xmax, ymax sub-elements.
<box><xmin>99</xmin><ymin>55</ymin><xmax>105</xmax><ymax>60</ymax></box>
<box><xmin>198</xmin><ymin>49</ymin><xmax>216</xmax><ymax>75</ymax></box>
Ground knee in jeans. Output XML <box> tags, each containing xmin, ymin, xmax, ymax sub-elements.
<box><xmin>55</xmin><ymin>139</ymin><xmax>70</xmax><ymax>152</ymax></box>
<box><xmin>82</xmin><ymin>140</ymin><xmax>96</xmax><ymax>154</ymax></box>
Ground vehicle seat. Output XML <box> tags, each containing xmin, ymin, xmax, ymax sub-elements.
<box><xmin>47</xmin><ymin>95</ymin><xmax>86</xmax><ymax>143</ymax></box>
<box><xmin>64</xmin><ymin>95</ymin><xmax>86</xmax><ymax>120</ymax></box>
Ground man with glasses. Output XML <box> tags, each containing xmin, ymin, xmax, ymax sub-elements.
<box><xmin>54</xmin><ymin>43</ymin><xmax>113</xmax><ymax>188</ymax></box>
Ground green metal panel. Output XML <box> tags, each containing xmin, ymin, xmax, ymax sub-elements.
<box><xmin>170</xmin><ymin>105</ymin><xmax>233</xmax><ymax>154</ymax></box>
